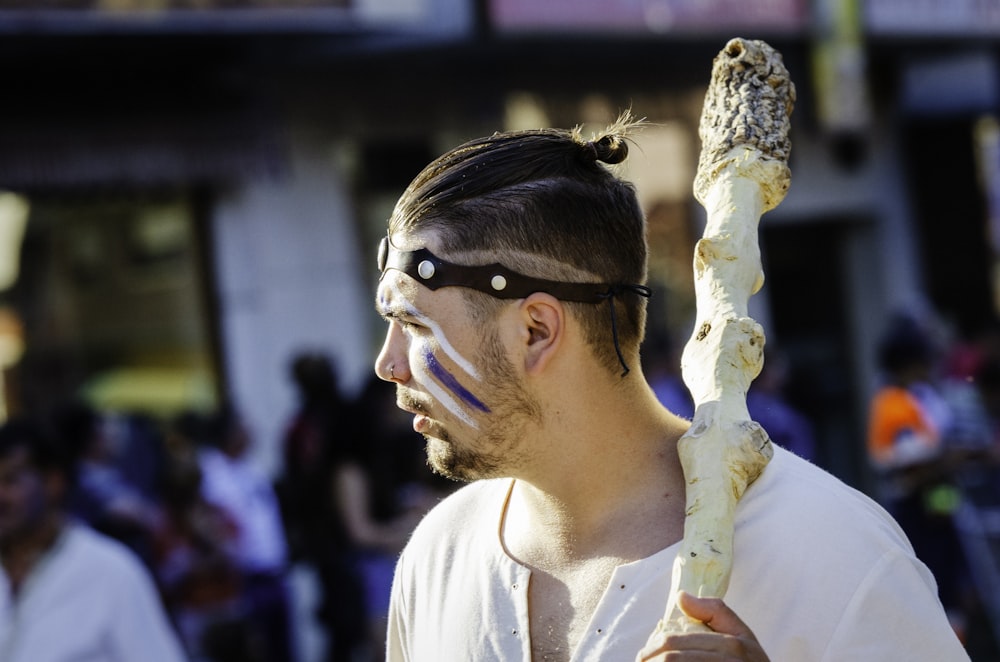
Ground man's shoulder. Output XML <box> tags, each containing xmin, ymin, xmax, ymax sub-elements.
<box><xmin>407</xmin><ymin>479</ymin><xmax>510</xmax><ymax>550</ymax></box>
<box><xmin>742</xmin><ymin>446</ymin><xmax>911</xmax><ymax>553</ymax></box>
<box><xmin>757</xmin><ymin>447</ymin><xmax>888</xmax><ymax>508</ymax></box>
<box><xmin>60</xmin><ymin>522</ymin><xmax>151</xmax><ymax>578</ymax></box>
<box><xmin>418</xmin><ymin>478</ymin><xmax>511</xmax><ymax>526</ymax></box>
<box><xmin>730</xmin><ymin>448</ymin><xmax>965</xmax><ymax>660</ymax></box>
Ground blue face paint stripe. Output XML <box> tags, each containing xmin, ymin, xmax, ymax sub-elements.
<box><xmin>424</xmin><ymin>349</ymin><xmax>491</xmax><ymax>414</ymax></box>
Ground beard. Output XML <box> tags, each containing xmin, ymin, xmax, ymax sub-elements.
<box><xmin>422</xmin><ymin>330</ymin><xmax>541</xmax><ymax>483</ymax></box>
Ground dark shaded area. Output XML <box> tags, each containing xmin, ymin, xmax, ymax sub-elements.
<box><xmin>761</xmin><ymin>221</ymin><xmax>862</xmax><ymax>485</ymax></box>
<box><xmin>902</xmin><ymin>117</ymin><xmax>993</xmax><ymax>338</ymax></box>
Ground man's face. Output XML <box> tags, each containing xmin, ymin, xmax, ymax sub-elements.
<box><xmin>375</xmin><ymin>233</ymin><xmax>540</xmax><ymax>482</ymax></box>
<box><xmin>0</xmin><ymin>447</ymin><xmax>52</xmax><ymax>545</ymax></box>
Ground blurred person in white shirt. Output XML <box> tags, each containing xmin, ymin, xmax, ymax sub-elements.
<box><xmin>197</xmin><ymin>406</ymin><xmax>294</xmax><ymax>662</ymax></box>
<box><xmin>0</xmin><ymin>416</ymin><xmax>187</xmax><ymax>662</ymax></box>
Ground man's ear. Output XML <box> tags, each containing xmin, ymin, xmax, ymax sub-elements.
<box><xmin>521</xmin><ymin>293</ymin><xmax>563</xmax><ymax>374</ymax></box>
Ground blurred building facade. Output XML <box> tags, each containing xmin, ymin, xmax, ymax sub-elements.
<box><xmin>0</xmin><ymin>0</ymin><xmax>996</xmax><ymax>489</ymax></box>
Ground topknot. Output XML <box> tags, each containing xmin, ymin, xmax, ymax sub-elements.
<box><xmin>592</xmin><ymin>134</ymin><xmax>628</xmax><ymax>164</ymax></box>
<box><xmin>572</xmin><ymin>111</ymin><xmax>642</xmax><ymax>167</ymax></box>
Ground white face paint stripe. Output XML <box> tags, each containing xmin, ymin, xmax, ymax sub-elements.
<box><xmin>411</xmin><ymin>358</ymin><xmax>479</xmax><ymax>430</ymax></box>
<box><xmin>386</xmin><ymin>280</ymin><xmax>481</xmax><ymax>380</ymax></box>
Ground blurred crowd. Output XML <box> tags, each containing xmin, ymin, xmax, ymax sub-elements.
<box><xmin>865</xmin><ymin>307</ymin><xmax>1000</xmax><ymax>656</ymax></box>
<box><xmin>8</xmin><ymin>307</ymin><xmax>1000</xmax><ymax>660</ymax></box>
<box><xmin>0</xmin><ymin>351</ymin><xmax>455</xmax><ymax>662</ymax></box>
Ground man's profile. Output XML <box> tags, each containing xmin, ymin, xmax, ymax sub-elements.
<box><xmin>372</xmin><ymin>118</ymin><xmax>968</xmax><ymax>661</ymax></box>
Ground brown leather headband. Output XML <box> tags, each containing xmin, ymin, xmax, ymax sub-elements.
<box><xmin>377</xmin><ymin>234</ymin><xmax>651</xmax><ymax>375</ymax></box>
<box><xmin>378</xmin><ymin>235</ymin><xmax>650</xmax><ymax>304</ymax></box>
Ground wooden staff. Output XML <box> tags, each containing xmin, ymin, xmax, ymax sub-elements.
<box><xmin>639</xmin><ymin>38</ymin><xmax>796</xmax><ymax>658</ymax></box>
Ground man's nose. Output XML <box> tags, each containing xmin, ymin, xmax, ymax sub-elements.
<box><xmin>374</xmin><ymin>324</ymin><xmax>409</xmax><ymax>383</ymax></box>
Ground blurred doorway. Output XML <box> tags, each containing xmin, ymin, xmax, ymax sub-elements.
<box><xmin>760</xmin><ymin>219</ymin><xmax>871</xmax><ymax>488</ymax></box>
<box><xmin>1</xmin><ymin>190</ymin><xmax>220</xmax><ymax>421</ymax></box>
<box><xmin>904</xmin><ymin>117</ymin><xmax>994</xmax><ymax>337</ymax></box>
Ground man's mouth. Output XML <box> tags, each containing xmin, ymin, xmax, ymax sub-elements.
<box><xmin>412</xmin><ymin>413</ymin><xmax>430</xmax><ymax>433</ymax></box>
<box><xmin>395</xmin><ymin>390</ymin><xmax>431</xmax><ymax>431</ymax></box>
<box><xmin>397</xmin><ymin>389</ymin><xmax>429</xmax><ymax>416</ymax></box>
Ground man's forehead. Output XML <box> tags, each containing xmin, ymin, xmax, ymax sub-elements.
<box><xmin>375</xmin><ymin>268</ymin><xmax>432</xmax><ymax>316</ymax></box>
<box><xmin>389</xmin><ymin>229</ymin><xmax>433</xmax><ymax>252</ymax></box>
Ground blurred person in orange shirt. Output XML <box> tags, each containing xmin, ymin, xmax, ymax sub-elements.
<box><xmin>868</xmin><ymin>314</ymin><xmax>950</xmax><ymax>471</ymax></box>
<box><xmin>867</xmin><ymin>312</ymin><xmax>971</xmax><ymax>639</ymax></box>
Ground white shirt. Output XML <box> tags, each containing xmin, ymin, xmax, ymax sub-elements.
<box><xmin>0</xmin><ymin>523</ymin><xmax>188</xmax><ymax>662</ymax></box>
<box><xmin>387</xmin><ymin>446</ymin><xmax>969</xmax><ymax>661</ymax></box>
<box><xmin>197</xmin><ymin>448</ymin><xmax>288</xmax><ymax>573</ymax></box>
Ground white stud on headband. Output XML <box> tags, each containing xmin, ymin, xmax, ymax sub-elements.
<box><xmin>417</xmin><ymin>260</ymin><xmax>436</xmax><ymax>279</ymax></box>
<box><xmin>490</xmin><ymin>275</ymin><xmax>507</xmax><ymax>291</ymax></box>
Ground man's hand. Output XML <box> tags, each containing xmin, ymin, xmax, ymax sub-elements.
<box><xmin>641</xmin><ymin>592</ymin><xmax>770</xmax><ymax>661</ymax></box>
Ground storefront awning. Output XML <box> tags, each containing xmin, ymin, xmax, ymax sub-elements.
<box><xmin>82</xmin><ymin>365</ymin><xmax>218</xmax><ymax>419</ymax></box>
<box><xmin>0</xmin><ymin>110</ymin><xmax>287</xmax><ymax>189</ymax></box>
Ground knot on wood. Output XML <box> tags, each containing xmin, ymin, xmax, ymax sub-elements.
<box><xmin>694</xmin><ymin>38</ymin><xmax>795</xmax><ymax>208</ymax></box>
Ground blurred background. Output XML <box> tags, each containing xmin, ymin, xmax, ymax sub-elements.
<box><xmin>2</xmin><ymin>0</ymin><xmax>1000</xmax><ymax>660</ymax></box>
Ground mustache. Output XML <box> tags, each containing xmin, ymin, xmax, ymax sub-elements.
<box><xmin>397</xmin><ymin>389</ymin><xmax>429</xmax><ymax>414</ymax></box>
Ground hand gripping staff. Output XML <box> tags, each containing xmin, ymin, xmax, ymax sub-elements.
<box><xmin>638</xmin><ymin>38</ymin><xmax>795</xmax><ymax>658</ymax></box>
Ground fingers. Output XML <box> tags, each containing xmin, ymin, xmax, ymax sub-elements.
<box><xmin>639</xmin><ymin>593</ymin><xmax>769</xmax><ymax>662</ymax></box>
<box><xmin>678</xmin><ymin>591</ymin><xmax>755</xmax><ymax>639</ymax></box>
<box><xmin>641</xmin><ymin>633</ymin><xmax>752</xmax><ymax>661</ymax></box>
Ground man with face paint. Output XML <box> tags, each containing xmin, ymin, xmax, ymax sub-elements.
<box><xmin>373</xmin><ymin>118</ymin><xmax>968</xmax><ymax>662</ymax></box>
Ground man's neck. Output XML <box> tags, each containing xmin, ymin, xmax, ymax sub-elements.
<box><xmin>500</xmin><ymin>391</ymin><xmax>689</xmax><ymax>662</ymax></box>
<box><xmin>1</xmin><ymin>513</ymin><xmax>64</xmax><ymax>596</ymax></box>
<box><xmin>501</xmin><ymin>388</ymin><xmax>689</xmax><ymax>567</ymax></box>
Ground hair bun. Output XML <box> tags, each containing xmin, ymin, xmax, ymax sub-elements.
<box><xmin>591</xmin><ymin>134</ymin><xmax>628</xmax><ymax>164</ymax></box>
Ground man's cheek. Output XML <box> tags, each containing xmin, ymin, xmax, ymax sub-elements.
<box><xmin>424</xmin><ymin>349</ymin><xmax>490</xmax><ymax>414</ymax></box>
<box><xmin>408</xmin><ymin>347</ymin><xmax>485</xmax><ymax>430</ymax></box>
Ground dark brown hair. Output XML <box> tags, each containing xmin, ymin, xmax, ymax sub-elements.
<box><xmin>389</xmin><ymin>115</ymin><xmax>648</xmax><ymax>375</ymax></box>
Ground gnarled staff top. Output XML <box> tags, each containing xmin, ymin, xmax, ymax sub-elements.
<box><xmin>694</xmin><ymin>38</ymin><xmax>796</xmax><ymax>211</ymax></box>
